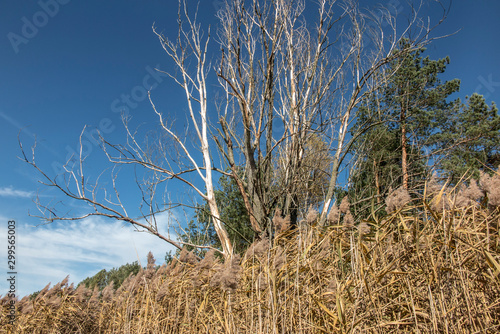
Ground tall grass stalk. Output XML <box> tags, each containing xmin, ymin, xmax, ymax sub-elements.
<box><xmin>2</xmin><ymin>181</ymin><xmax>500</xmax><ymax>333</ymax></box>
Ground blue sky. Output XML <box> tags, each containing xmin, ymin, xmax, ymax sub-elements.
<box><xmin>0</xmin><ymin>0</ymin><xmax>499</xmax><ymax>298</ymax></box>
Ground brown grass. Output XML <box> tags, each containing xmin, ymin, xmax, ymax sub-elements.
<box><xmin>2</xmin><ymin>182</ymin><xmax>500</xmax><ymax>333</ymax></box>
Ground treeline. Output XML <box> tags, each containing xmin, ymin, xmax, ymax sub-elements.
<box><xmin>28</xmin><ymin>260</ymin><xmax>142</xmax><ymax>300</ymax></box>
<box><xmin>77</xmin><ymin>261</ymin><xmax>142</xmax><ymax>291</ymax></box>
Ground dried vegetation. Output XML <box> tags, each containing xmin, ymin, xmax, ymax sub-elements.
<box><xmin>2</xmin><ymin>176</ymin><xmax>500</xmax><ymax>333</ymax></box>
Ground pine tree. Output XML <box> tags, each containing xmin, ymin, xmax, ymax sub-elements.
<box><xmin>349</xmin><ymin>40</ymin><xmax>460</xmax><ymax>216</ymax></box>
<box><xmin>435</xmin><ymin>93</ymin><xmax>500</xmax><ymax>182</ymax></box>
<box><xmin>383</xmin><ymin>39</ymin><xmax>460</xmax><ymax>189</ymax></box>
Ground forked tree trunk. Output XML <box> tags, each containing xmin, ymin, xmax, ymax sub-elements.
<box><xmin>206</xmin><ymin>193</ymin><xmax>234</xmax><ymax>257</ymax></box>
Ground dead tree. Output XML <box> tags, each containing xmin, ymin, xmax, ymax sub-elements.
<box><xmin>21</xmin><ymin>1</ymin><xmax>234</xmax><ymax>260</ymax></box>
<box><xmin>215</xmin><ymin>0</ymin><xmax>445</xmax><ymax>229</ymax></box>
<box><xmin>21</xmin><ymin>0</ymin><xmax>449</xmax><ymax>258</ymax></box>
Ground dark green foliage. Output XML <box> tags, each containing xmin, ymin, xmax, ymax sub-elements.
<box><xmin>108</xmin><ymin>261</ymin><xmax>142</xmax><ymax>288</ymax></box>
<box><xmin>78</xmin><ymin>261</ymin><xmax>141</xmax><ymax>291</ymax></box>
<box><xmin>434</xmin><ymin>93</ymin><xmax>500</xmax><ymax>182</ymax></box>
<box><xmin>80</xmin><ymin>269</ymin><xmax>108</xmax><ymax>291</ymax></box>
<box><xmin>384</xmin><ymin>43</ymin><xmax>460</xmax><ymax>141</ymax></box>
<box><xmin>349</xmin><ymin>124</ymin><xmax>405</xmax><ymax>210</ymax></box>
<box><xmin>349</xmin><ymin>121</ymin><xmax>427</xmax><ymax>216</ymax></box>
<box><xmin>176</xmin><ymin>174</ymin><xmax>255</xmax><ymax>257</ymax></box>
<box><xmin>164</xmin><ymin>251</ymin><xmax>174</xmax><ymax>265</ymax></box>
<box><xmin>349</xmin><ymin>39</ymin><xmax>460</xmax><ymax>217</ymax></box>
<box><xmin>349</xmin><ymin>40</ymin><xmax>499</xmax><ymax>218</ymax></box>
<box><xmin>29</xmin><ymin>290</ymin><xmax>40</xmax><ymax>301</ymax></box>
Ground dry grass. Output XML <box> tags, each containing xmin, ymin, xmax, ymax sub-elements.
<box><xmin>2</xmin><ymin>181</ymin><xmax>500</xmax><ymax>333</ymax></box>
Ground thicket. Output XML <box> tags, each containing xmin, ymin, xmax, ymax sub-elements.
<box><xmin>2</xmin><ymin>173</ymin><xmax>500</xmax><ymax>333</ymax></box>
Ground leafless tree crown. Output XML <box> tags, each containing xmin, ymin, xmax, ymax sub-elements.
<box><xmin>21</xmin><ymin>0</ymin><xmax>447</xmax><ymax>259</ymax></box>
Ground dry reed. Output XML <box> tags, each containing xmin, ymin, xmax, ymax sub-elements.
<box><xmin>1</xmin><ymin>179</ymin><xmax>500</xmax><ymax>333</ymax></box>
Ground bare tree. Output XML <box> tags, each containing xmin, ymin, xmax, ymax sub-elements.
<box><xmin>216</xmin><ymin>0</ymin><xmax>345</xmax><ymax>230</ymax></box>
<box><xmin>21</xmin><ymin>0</ymin><xmax>448</xmax><ymax>260</ymax></box>
<box><xmin>21</xmin><ymin>1</ymin><xmax>234</xmax><ymax>260</ymax></box>
<box><xmin>215</xmin><ymin>0</ymin><xmax>444</xmax><ymax>228</ymax></box>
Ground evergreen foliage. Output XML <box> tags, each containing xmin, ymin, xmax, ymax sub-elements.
<box><xmin>349</xmin><ymin>39</ymin><xmax>461</xmax><ymax>216</ymax></box>
<box><xmin>434</xmin><ymin>93</ymin><xmax>500</xmax><ymax>183</ymax></box>
<box><xmin>175</xmin><ymin>174</ymin><xmax>255</xmax><ymax>257</ymax></box>
<box><xmin>78</xmin><ymin>261</ymin><xmax>141</xmax><ymax>291</ymax></box>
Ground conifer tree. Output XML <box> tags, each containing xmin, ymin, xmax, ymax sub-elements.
<box><xmin>349</xmin><ymin>40</ymin><xmax>460</xmax><ymax>215</ymax></box>
<box><xmin>382</xmin><ymin>39</ymin><xmax>460</xmax><ymax>189</ymax></box>
<box><xmin>435</xmin><ymin>93</ymin><xmax>500</xmax><ymax>182</ymax></box>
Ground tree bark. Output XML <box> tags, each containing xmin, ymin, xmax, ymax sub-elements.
<box><xmin>401</xmin><ymin>83</ymin><xmax>409</xmax><ymax>190</ymax></box>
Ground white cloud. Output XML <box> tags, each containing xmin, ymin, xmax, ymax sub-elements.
<box><xmin>0</xmin><ymin>213</ymin><xmax>178</xmax><ymax>298</ymax></box>
<box><xmin>0</xmin><ymin>186</ymin><xmax>34</xmax><ymax>198</ymax></box>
